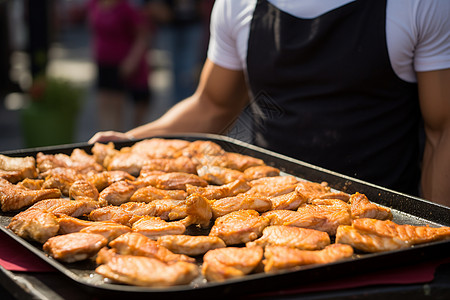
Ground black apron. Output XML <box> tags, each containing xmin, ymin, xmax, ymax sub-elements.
<box><xmin>246</xmin><ymin>0</ymin><xmax>421</xmax><ymax>195</ymax></box>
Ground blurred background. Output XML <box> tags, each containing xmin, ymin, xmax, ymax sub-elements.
<box><xmin>0</xmin><ymin>0</ymin><xmax>214</xmax><ymax>152</ymax></box>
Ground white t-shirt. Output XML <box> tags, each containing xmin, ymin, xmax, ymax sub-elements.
<box><xmin>207</xmin><ymin>0</ymin><xmax>450</xmax><ymax>83</ymax></box>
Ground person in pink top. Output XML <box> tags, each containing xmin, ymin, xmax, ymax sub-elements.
<box><xmin>88</xmin><ymin>0</ymin><xmax>151</xmax><ymax>131</ymax></box>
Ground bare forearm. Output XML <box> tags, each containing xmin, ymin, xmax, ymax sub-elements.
<box><xmin>421</xmin><ymin>130</ymin><xmax>450</xmax><ymax>207</ymax></box>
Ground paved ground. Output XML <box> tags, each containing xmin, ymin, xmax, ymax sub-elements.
<box><xmin>0</xmin><ymin>24</ymin><xmax>173</xmax><ymax>152</ymax></box>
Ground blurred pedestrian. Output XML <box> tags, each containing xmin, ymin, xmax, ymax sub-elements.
<box><xmin>87</xmin><ymin>0</ymin><xmax>152</xmax><ymax>131</ymax></box>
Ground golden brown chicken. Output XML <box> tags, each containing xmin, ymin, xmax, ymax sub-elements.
<box><xmin>109</xmin><ymin>232</ymin><xmax>195</xmax><ymax>263</ymax></box>
<box><xmin>40</xmin><ymin>167</ymin><xmax>85</xmax><ymax>196</ymax></box>
<box><xmin>69</xmin><ymin>179</ymin><xmax>99</xmax><ymax>201</ymax></box>
<box><xmin>95</xmin><ymin>247</ymin><xmax>199</xmax><ymax>287</ymax></box>
<box><xmin>209</xmin><ymin>210</ymin><xmax>269</xmax><ymax>245</ymax></box>
<box><xmin>352</xmin><ymin>218</ymin><xmax>450</xmax><ymax>245</ymax></box>
<box><xmin>130</xmin><ymin>185</ymin><xmax>187</xmax><ymax>202</ymax></box>
<box><xmin>43</xmin><ymin>232</ymin><xmax>108</xmax><ymax>263</ymax></box>
<box><xmin>0</xmin><ymin>154</ymin><xmax>38</xmax><ymax>183</ymax></box>
<box><xmin>79</xmin><ymin>222</ymin><xmax>131</xmax><ymax>242</ymax></box>
<box><xmin>262</xmin><ymin>209</ymin><xmax>328</xmax><ymax>230</ymax></box>
<box><xmin>335</xmin><ymin>224</ymin><xmax>409</xmax><ymax>253</ymax></box>
<box><xmin>263</xmin><ymin>244</ymin><xmax>354</xmax><ymax>273</ymax></box>
<box><xmin>185</xmin><ymin>179</ymin><xmax>250</xmax><ymax>200</ymax></box>
<box><xmin>98</xmin><ymin>180</ymin><xmax>144</xmax><ymax>206</ymax></box>
<box><xmin>89</xmin><ymin>205</ymin><xmax>135</xmax><ymax>226</ymax></box>
<box><xmin>91</xmin><ymin>141</ymin><xmax>118</xmax><ymax>166</ymax></box>
<box><xmin>120</xmin><ymin>200</ymin><xmax>189</xmax><ymax>221</ymax></box>
<box><xmin>7</xmin><ymin>208</ymin><xmax>59</xmax><ymax>243</ymax></box>
<box><xmin>243</xmin><ymin>165</ymin><xmax>280</xmax><ymax>181</ymax></box>
<box><xmin>270</xmin><ymin>190</ymin><xmax>307</xmax><ymax>210</ymax></box>
<box><xmin>295</xmin><ymin>181</ymin><xmax>350</xmax><ymax>202</ymax></box>
<box><xmin>130</xmin><ymin>138</ymin><xmax>190</xmax><ymax>159</ymax></box>
<box><xmin>0</xmin><ymin>178</ymin><xmax>61</xmax><ymax>211</ymax></box>
<box><xmin>140</xmin><ymin>156</ymin><xmax>197</xmax><ymax>174</ymax></box>
<box><xmin>196</xmin><ymin>165</ymin><xmax>246</xmax><ymax>185</ymax></box>
<box><xmin>86</xmin><ymin>170</ymin><xmax>135</xmax><ymax>191</ymax></box>
<box><xmin>245</xmin><ymin>176</ymin><xmax>298</xmax><ymax>197</ymax></box>
<box><xmin>131</xmin><ymin>216</ymin><xmax>186</xmax><ymax>238</ymax></box>
<box><xmin>157</xmin><ymin>235</ymin><xmax>226</xmax><ymax>256</ymax></box>
<box><xmin>349</xmin><ymin>193</ymin><xmax>393</xmax><ymax>220</ymax></box>
<box><xmin>16</xmin><ymin>178</ymin><xmax>44</xmax><ymax>190</ymax></box>
<box><xmin>296</xmin><ymin>199</ymin><xmax>352</xmax><ymax>235</ymax></box>
<box><xmin>140</xmin><ymin>172</ymin><xmax>208</xmax><ymax>191</ymax></box>
<box><xmin>202</xmin><ymin>246</ymin><xmax>263</xmax><ymax>282</ymax></box>
<box><xmin>29</xmin><ymin>198</ymin><xmax>100</xmax><ymax>217</ymax></box>
<box><xmin>210</xmin><ymin>194</ymin><xmax>272</xmax><ymax>219</ymax></box>
<box><xmin>247</xmin><ymin>225</ymin><xmax>330</xmax><ymax>250</ymax></box>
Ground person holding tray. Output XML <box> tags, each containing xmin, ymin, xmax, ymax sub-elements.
<box><xmin>89</xmin><ymin>0</ymin><xmax>450</xmax><ymax>207</ymax></box>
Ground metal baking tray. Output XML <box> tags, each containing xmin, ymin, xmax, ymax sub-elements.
<box><xmin>1</xmin><ymin>133</ymin><xmax>450</xmax><ymax>299</ymax></box>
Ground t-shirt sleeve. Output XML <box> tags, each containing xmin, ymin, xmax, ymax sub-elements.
<box><xmin>414</xmin><ymin>0</ymin><xmax>450</xmax><ymax>72</ymax></box>
<box><xmin>207</xmin><ymin>0</ymin><xmax>244</xmax><ymax>70</ymax></box>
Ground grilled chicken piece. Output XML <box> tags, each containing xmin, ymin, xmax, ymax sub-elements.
<box><xmin>186</xmin><ymin>179</ymin><xmax>250</xmax><ymax>200</ymax></box>
<box><xmin>219</xmin><ymin>152</ymin><xmax>266</xmax><ymax>171</ymax></box>
<box><xmin>0</xmin><ymin>154</ymin><xmax>38</xmax><ymax>183</ymax></box>
<box><xmin>95</xmin><ymin>247</ymin><xmax>199</xmax><ymax>287</ymax></box>
<box><xmin>270</xmin><ymin>190</ymin><xmax>307</xmax><ymax>210</ymax></box>
<box><xmin>247</xmin><ymin>226</ymin><xmax>330</xmax><ymax>250</ymax></box>
<box><xmin>210</xmin><ymin>195</ymin><xmax>272</xmax><ymax>219</ymax></box>
<box><xmin>98</xmin><ymin>180</ymin><xmax>144</xmax><ymax>206</ymax></box>
<box><xmin>120</xmin><ymin>200</ymin><xmax>189</xmax><ymax>221</ymax></box>
<box><xmin>177</xmin><ymin>140</ymin><xmax>225</xmax><ymax>159</ymax></box>
<box><xmin>140</xmin><ymin>156</ymin><xmax>197</xmax><ymax>174</ymax></box>
<box><xmin>335</xmin><ymin>225</ymin><xmax>409</xmax><ymax>252</ymax></box>
<box><xmin>182</xmin><ymin>193</ymin><xmax>213</xmax><ymax>228</ymax></box>
<box><xmin>263</xmin><ymin>244</ymin><xmax>354</xmax><ymax>273</ymax></box>
<box><xmin>296</xmin><ymin>199</ymin><xmax>352</xmax><ymax>235</ymax></box>
<box><xmin>349</xmin><ymin>193</ymin><xmax>392</xmax><ymax>220</ymax></box>
<box><xmin>131</xmin><ymin>216</ymin><xmax>186</xmax><ymax>238</ymax></box>
<box><xmin>0</xmin><ymin>178</ymin><xmax>62</xmax><ymax>212</ymax></box>
<box><xmin>58</xmin><ymin>215</ymin><xmax>107</xmax><ymax>234</ymax></box>
<box><xmin>16</xmin><ymin>178</ymin><xmax>44</xmax><ymax>190</ymax></box>
<box><xmin>262</xmin><ymin>210</ymin><xmax>328</xmax><ymax>229</ymax></box>
<box><xmin>91</xmin><ymin>142</ymin><xmax>118</xmax><ymax>166</ymax></box>
<box><xmin>140</xmin><ymin>172</ymin><xmax>208</xmax><ymax>191</ymax></box>
<box><xmin>89</xmin><ymin>205</ymin><xmax>134</xmax><ymax>225</ymax></box>
<box><xmin>245</xmin><ymin>176</ymin><xmax>298</xmax><ymax>197</ymax></box>
<box><xmin>209</xmin><ymin>210</ymin><xmax>269</xmax><ymax>245</ymax></box>
<box><xmin>29</xmin><ymin>198</ymin><xmax>100</xmax><ymax>217</ymax></box>
<box><xmin>109</xmin><ymin>232</ymin><xmax>194</xmax><ymax>263</ymax></box>
<box><xmin>352</xmin><ymin>218</ymin><xmax>450</xmax><ymax>245</ymax></box>
<box><xmin>243</xmin><ymin>165</ymin><xmax>280</xmax><ymax>181</ymax></box>
<box><xmin>40</xmin><ymin>167</ymin><xmax>85</xmax><ymax>196</ymax></box>
<box><xmin>157</xmin><ymin>235</ymin><xmax>226</xmax><ymax>256</ymax></box>
<box><xmin>295</xmin><ymin>181</ymin><xmax>350</xmax><ymax>202</ymax></box>
<box><xmin>69</xmin><ymin>180</ymin><xmax>99</xmax><ymax>201</ymax></box>
<box><xmin>43</xmin><ymin>232</ymin><xmax>108</xmax><ymax>263</ymax></box>
<box><xmin>130</xmin><ymin>138</ymin><xmax>190</xmax><ymax>158</ymax></box>
<box><xmin>7</xmin><ymin>209</ymin><xmax>59</xmax><ymax>243</ymax></box>
<box><xmin>196</xmin><ymin>165</ymin><xmax>246</xmax><ymax>185</ymax></box>
<box><xmin>80</xmin><ymin>223</ymin><xmax>131</xmax><ymax>242</ymax></box>
<box><xmin>202</xmin><ymin>246</ymin><xmax>264</xmax><ymax>282</ymax></box>
<box><xmin>36</xmin><ymin>151</ymin><xmax>102</xmax><ymax>174</ymax></box>
<box><xmin>104</xmin><ymin>152</ymin><xmax>149</xmax><ymax>177</ymax></box>
<box><xmin>87</xmin><ymin>170</ymin><xmax>135</xmax><ymax>191</ymax></box>
<box><xmin>130</xmin><ymin>186</ymin><xmax>187</xmax><ymax>202</ymax></box>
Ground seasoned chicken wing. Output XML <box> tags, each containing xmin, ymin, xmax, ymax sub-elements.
<box><xmin>196</xmin><ymin>165</ymin><xmax>246</xmax><ymax>185</ymax></box>
<box><xmin>263</xmin><ymin>244</ymin><xmax>354</xmax><ymax>273</ymax></box>
<box><xmin>335</xmin><ymin>225</ymin><xmax>409</xmax><ymax>253</ymax></box>
<box><xmin>295</xmin><ymin>181</ymin><xmax>350</xmax><ymax>202</ymax></box>
<box><xmin>7</xmin><ymin>208</ymin><xmax>59</xmax><ymax>243</ymax></box>
<box><xmin>87</xmin><ymin>170</ymin><xmax>135</xmax><ymax>191</ymax></box>
<box><xmin>43</xmin><ymin>232</ymin><xmax>108</xmax><ymax>263</ymax></box>
<box><xmin>130</xmin><ymin>186</ymin><xmax>187</xmax><ymax>202</ymax></box>
<box><xmin>352</xmin><ymin>218</ymin><xmax>450</xmax><ymax>245</ymax></box>
<box><xmin>157</xmin><ymin>235</ymin><xmax>226</xmax><ymax>256</ymax></box>
<box><xmin>95</xmin><ymin>247</ymin><xmax>199</xmax><ymax>287</ymax></box>
<box><xmin>247</xmin><ymin>225</ymin><xmax>330</xmax><ymax>250</ymax></box>
<box><xmin>202</xmin><ymin>246</ymin><xmax>263</xmax><ymax>282</ymax></box>
<box><xmin>209</xmin><ymin>210</ymin><xmax>269</xmax><ymax>245</ymax></box>
<box><xmin>296</xmin><ymin>199</ymin><xmax>352</xmax><ymax>235</ymax></box>
<box><xmin>349</xmin><ymin>193</ymin><xmax>392</xmax><ymax>220</ymax></box>
<box><xmin>140</xmin><ymin>156</ymin><xmax>197</xmax><ymax>174</ymax></box>
<box><xmin>270</xmin><ymin>190</ymin><xmax>307</xmax><ymax>210</ymax></box>
<box><xmin>109</xmin><ymin>232</ymin><xmax>194</xmax><ymax>263</ymax></box>
<box><xmin>131</xmin><ymin>216</ymin><xmax>186</xmax><ymax>238</ymax></box>
<box><xmin>243</xmin><ymin>165</ymin><xmax>280</xmax><ymax>181</ymax></box>
<box><xmin>0</xmin><ymin>154</ymin><xmax>38</xmax><ymax>183</ymax></box>
<box><xmin>185</xmin><ymin>179</ymin><xmax>250</xmax><ymax>200</ymax></box>
<box><xmin>210</xmin><ymin>195</ymin><xmax>272</xmax><ymax>219</ymax></box>
<box><xmin>0</xmin><ymin>178</ymin><xmax>61</xmax><ymax>211</ymax></box>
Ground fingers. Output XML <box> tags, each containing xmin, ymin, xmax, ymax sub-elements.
<box><xmin>88</xmin><ymin>131</ymin><xmax>134</xmax><ymax>144</ymax></box>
